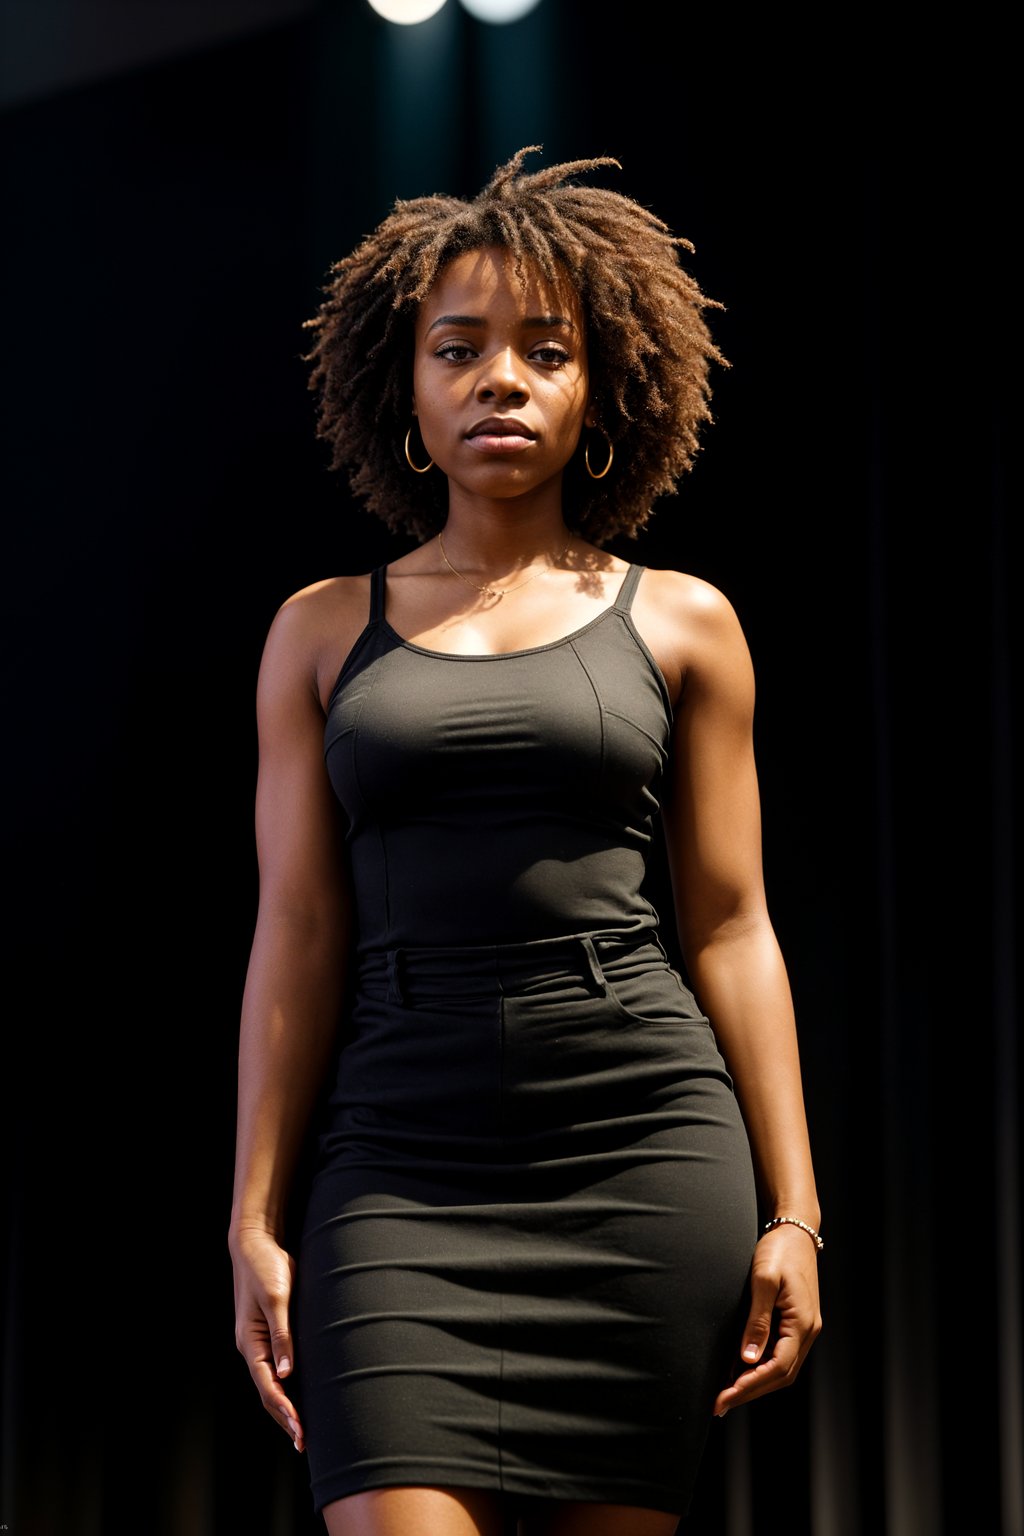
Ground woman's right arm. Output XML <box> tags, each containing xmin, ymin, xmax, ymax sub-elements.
<box><xmin>228</xmin><ymin>588</ymin><xmax>352</xmax><ymax>1453</ymax></box>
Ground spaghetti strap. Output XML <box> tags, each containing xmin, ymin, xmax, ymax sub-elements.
<box><xmin>369</xmin><ymin>564</ymin><xmax>387</xmax><ymax>624</ymax></box>
<box><xmin>612</xmin><ymin>563</ymin><xmax>644</xmax><ymax>614</ymax></box>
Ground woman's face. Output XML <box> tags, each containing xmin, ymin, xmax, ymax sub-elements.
<box><xmin>411</xmin><ymin>245</ymin><xmax>593</xmax><ymax>504</ymax></box>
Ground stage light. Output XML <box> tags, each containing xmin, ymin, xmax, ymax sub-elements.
<box><xmin>367</xmin><ymin>0</ymin><xmax>449</xmax><ymax>23</ymax></box>
<box><xmin>457</xmin><ymin>0</ymin><xmax>543</xmax><ymax>19</ymax></box>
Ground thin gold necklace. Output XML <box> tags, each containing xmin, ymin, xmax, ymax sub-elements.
<box><xmin>438</xmin><ymin>531</ymin><xmax>573</xmax><ymax>599</ymax></box>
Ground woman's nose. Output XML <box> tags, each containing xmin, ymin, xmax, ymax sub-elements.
<box><xmin>476</xmin><ymin>347</ymin><xmax>529</xmax><ymax>401</ymax></box>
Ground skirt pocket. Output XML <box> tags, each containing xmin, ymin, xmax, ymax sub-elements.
<box><xmin>600</xmin><ymin>945</ymin><xmax>708</xmax><ymax>1030</ymax></box>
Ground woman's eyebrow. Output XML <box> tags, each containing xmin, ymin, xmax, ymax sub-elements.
<box><xmin>426</xmin><ymin>314</ymin><xmax>484</xmax><ymax>333</ymax></box>
<box><xmin>425</xmin><ymin>313</ymin><xmax>578</xmax><ymax>335</ymax></box>
<box><xmin>524</xmin><ymin>314</ymin><xmax>578</xmax><ymax>334</ymax></box>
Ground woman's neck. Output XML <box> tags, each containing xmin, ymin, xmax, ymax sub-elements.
<box><xmin>437</xmin><ymin>492</ymin><xmax>573</xmax><ymax>578</ymax></box>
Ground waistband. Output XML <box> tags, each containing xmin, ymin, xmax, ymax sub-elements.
<box><xmin>357</xmin><ymin>928</ymin><xmax>666</xmax><ymax>1007</ymax></box>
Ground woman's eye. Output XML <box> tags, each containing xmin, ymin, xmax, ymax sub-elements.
<box><xmin>531</xmin><ymin>346</ymin><xmax>570</xmax><ymax>367</ymax></box>
<box><xmin>435</xmin><ymin>341</ymin><xmax>476</xmax><ymax>363</ymax></box>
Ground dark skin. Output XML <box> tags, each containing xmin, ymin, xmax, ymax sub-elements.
<box><xmin>229</xmin><ymin>247</ymin><xmax>821</xmax><ymax>1535</ymax></box>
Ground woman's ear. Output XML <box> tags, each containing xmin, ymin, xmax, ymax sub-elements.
<box><xmin>584</xmin><ymin>403</ymin><xmax>598</xmax><ymax>429</ymax></box>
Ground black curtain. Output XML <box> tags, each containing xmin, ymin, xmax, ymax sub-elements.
<box><xmin>2</xmin><ymin>5</ymin><xmax>1018</xmax><ymax>1533</ymax></box>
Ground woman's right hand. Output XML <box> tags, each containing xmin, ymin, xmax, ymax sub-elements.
<box><xmin>230</xmin><ymin>1225</ymin><xmax>305</xmax><ymax>1452</ymax></box>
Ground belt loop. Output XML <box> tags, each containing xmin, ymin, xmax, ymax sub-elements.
<box><xmin>579</xmin><ymin>935</ymin><xmax>607</xmax><ymax>994</ymax></box>
<box><xmin>386</xmin><ymin>948</ymin><xmax>406</xmax><ymax>1005</ymax></box>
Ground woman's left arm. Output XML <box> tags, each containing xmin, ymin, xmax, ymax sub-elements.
<box><xmin>656</xmin><ymin>572</ymin><xmax>822</xmax><ymax>1415</ymax></box>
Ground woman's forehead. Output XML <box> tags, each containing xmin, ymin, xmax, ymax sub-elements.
<box><xmin>422</xmin><ymin>245</ymin><xmax>583</xmax><ymax>326</ymax></box>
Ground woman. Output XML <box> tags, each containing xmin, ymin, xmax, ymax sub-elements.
<box><xmin>229</xmin><ymin>146</ymin><xmax>822</xmax><ymax>1536</ymax></box>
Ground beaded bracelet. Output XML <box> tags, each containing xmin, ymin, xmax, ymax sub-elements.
<box><xmin>762</xmin><ymin>1216</ymin><xmax>824</xmax><ymax>1254</ymax></box>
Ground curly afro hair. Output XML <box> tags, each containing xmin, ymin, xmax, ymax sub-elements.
<box><xmin>302</xmin><ymin>146</ymin><xmax>727</xmax><ymax>545</ymax></box>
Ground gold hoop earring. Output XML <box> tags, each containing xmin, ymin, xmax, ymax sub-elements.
<box><xmin>404</xmin><ymin>426</ymin><xmax>434</xmax><ymax>474</ymax></box>
<box><xmin>584</xmin><ymin>430</ymin><xmax>614</xmax><ymax>480</ymax></box>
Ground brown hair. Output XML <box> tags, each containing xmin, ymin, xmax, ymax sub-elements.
<box><xmin>302</xmin><ymin>146</ymin><xmax>727</xmax><ymax>544</ymax></box>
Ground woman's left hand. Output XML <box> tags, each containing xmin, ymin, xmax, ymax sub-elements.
<box><xmin>712</xmin><ymin>1224</ymin><xmax>822</xmax><ymax>1416</ymax></box>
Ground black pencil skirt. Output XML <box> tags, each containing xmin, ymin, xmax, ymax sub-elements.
<box><xmin>293</xmin><ymin>930</ymin><xmax>758</xmax><ymax>1517</ymax></box>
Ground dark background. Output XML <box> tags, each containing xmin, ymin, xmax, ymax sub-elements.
<box><xmin>1</xmin><ymin>3</ymin><xmax>1019</xmax><ymax>1533</ymax></box>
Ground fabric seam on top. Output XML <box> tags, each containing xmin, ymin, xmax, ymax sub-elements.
<box><xmin>567</xmin><ymin>640</ymin><xmax>606</xmax><ymax>792</ymax></box>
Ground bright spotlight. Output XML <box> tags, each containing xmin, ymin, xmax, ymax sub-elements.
<box><xmin>457</xmin><ymin>0</ymin><xmax>543</xmax><ymax>18</ymax></box>
<box><xmin>367</xmin><ymin>0</ymin><xmax>449</xmax><ymax>22</ymax></box>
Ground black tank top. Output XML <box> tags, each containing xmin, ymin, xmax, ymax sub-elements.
<box><xmin>324</xmin><ymin>563</ymin><xmax>674</xmax><ymax>954</ymax></box>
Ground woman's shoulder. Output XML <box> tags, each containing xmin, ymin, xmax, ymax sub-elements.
<box><xmin>631</xmin><ymin>565</ymin><xmax>752</xmax><ymax>705</ymax></box>
<box><xmin>634</xmin><ymin>564</ymin><xmax>747</xmax><ymax>648</ymax></box>
<box><xmin>259</xmin><ymin>571</ymin><xmax>378</xmax><ymax>707</ymax></box>
<box><xmin>274</xmin><ymin>570</ymin><xmax>375</xmax><ymax>625</ymax></box>
<box><xmin>636</xmin><ymin>564</ymin><xmax>739</xmax><ymax>620</ymax></box>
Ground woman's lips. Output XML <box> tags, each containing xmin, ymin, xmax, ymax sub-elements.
<box><xmin>466</xmin><ymin>433</ymin><xmax>534</xmax><ymax>453</ymax></box>
<box><xmin>465</xmin><ymin>418</ymin><xmax>536</xmax><ymax>453</ymax></box>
